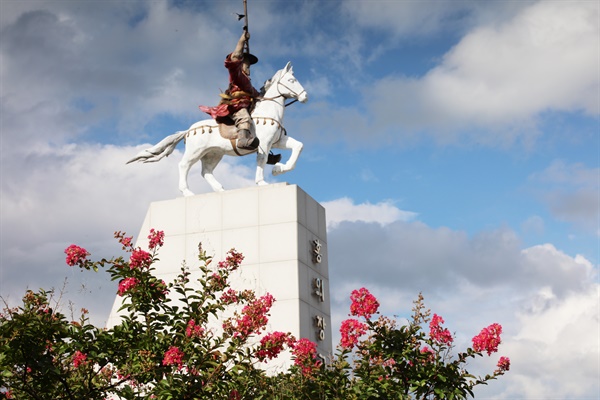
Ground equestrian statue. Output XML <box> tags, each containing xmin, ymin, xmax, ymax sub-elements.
<box><xmin>127</xmin><ymin>8</ymin><xmax>308</xmax><ymax>195</ymax></box>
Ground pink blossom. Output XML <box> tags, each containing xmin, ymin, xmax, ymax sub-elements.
<box><xmin>496</xmin><ymin>356</ymin><xmax>510</xmax><ymax>372</ymax></box>
<box><xmin>429</xmin><ymin>314</ymin><xmax>453</xmax><ymax>345</ymax></box>
<box><xmin>472</xmin><ymin>323</ymin><xmax>503</xmax><ymax>355</ymax></box>
<box><xmin>220</xmin><ymin>289</ymin><xmax>239</xmax><ymax>305</ymax></box>
<box><xmin>292</xmin><ymin>338</ymin><xmax>321</xmax><ymax>376</ymax></box>
<box><xmin>129</xmin><ymin>249</ymin><xmax>152</xmax><ymax>269</ymax></box>
<box><xmin>119</xmin><ymin>235</ymin><xmax>133</xmax><ymax>249</ymax></box>
<box><xmin>218</xmin><ymin>249</ymin><xmax>244</xmax><ymax>271</ymax></box>
<box><xmin>162</xmin><ymin>346</ymin><xmax>184</xmax><ymax>370</ymax></box>
<box><xmin>340</xmin><ymin>318</ymin><xmax>368</xmax><ymax>349</ymax></box>
<box><xmin>255</xmin><ymin>331</ymin><xmax>295</xmax><ymax>362</ymax></box>
<box><xmin>420</xmin><ymin>346</ymin><xmax>435</xmax><ymax>363</ymax></box>
<box><xmin>72</xmin><ymin>350</ymin><xmax>88</xmax><ymax>368</ymax></box>
<box><xmin>64</xmin><ymin>245</ymin><xmax>90</xmax><ymax>267</ymax></box>
<box><xmin>209</xmin><ymin>273</ymin><xmax>227</xmax><ymax>291</ymax></box>
<box><xmin>117</xmin><ymin>277</ymin><xmax>140</xmax><ymax>296</ymax></box>
<box><xmin>148</xmin><ymin>229</ymin><xmax>165</xmax><ymax>249</ymax></box>
<box><xmin>349</xmin><ymin>287</ymin><xmax>379</xmax><ymax>319</ymax></box>
<box><xmin>224</xmin><ymin>293</ymin><xmax>275</xmax><ymax>339</ymax></box>
<box><xmin>185</xmin><ymin>319</ymin><xmax>204</xmax><ymax>338</ymax></box>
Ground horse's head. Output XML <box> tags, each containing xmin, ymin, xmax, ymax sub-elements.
<box><xmin>267</xmin><ymin>62</ymin><xmax>308</xmax><ymax>104</ymax></box>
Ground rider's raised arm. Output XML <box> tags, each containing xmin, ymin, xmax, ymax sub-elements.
<box><xmin>231</xmin><ymin>31</ymin><xmax>249</xmax><ymax>61</ymax></box>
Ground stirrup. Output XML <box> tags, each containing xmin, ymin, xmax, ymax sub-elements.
<box><xmin>267</xmin><ymin>152</ymin><xmax>281</xmax><ymax>165</ymax></box>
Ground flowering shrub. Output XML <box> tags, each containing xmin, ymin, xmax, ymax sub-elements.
<box><xmin>0</xmin><ymin>230</ymin><xmax>509</xmax><ymax>399</ymax></box>
<box><xmin>281</xmin><ymin>287</ymin><xmax>511</xmax><ymax>399</ymax></box>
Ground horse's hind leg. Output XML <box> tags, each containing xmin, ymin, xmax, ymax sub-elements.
<box><xmin>201</xmin><ymin>153</ymin><xmax>225</xmax><ymax>192</ymax></box>
<box><xmin>272</xmin><ymin>136</ymin><xmax>303</xmax><ymax>176</ymax></box>
<box><xmin>178</xmin><ymin>154</ymin><xmax>196</xmax><ymax>197</ymax></box>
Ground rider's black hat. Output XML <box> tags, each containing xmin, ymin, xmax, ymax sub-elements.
<box><xmin>243</xmin><ymin>53</ymin><xmax>258</xmax><ymax>65</ymax></box>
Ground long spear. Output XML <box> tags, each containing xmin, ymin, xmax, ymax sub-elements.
<box><xmin>240</xmin><ymin>0</ymin><xmax>297</xmax><ymax>107</ymax></box>
<box><xmin>243</xmin><ymin>0</ymin><xmax>250</xmax><ymax>55</ymax></box>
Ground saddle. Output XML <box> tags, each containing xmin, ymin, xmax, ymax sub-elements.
<box><xmin>215</xmin><ymin>116</ymin><xmax>239</xmax><ymax>140</ymax></box>
<box><xmin>215</xmin><ymin>116</ymin><xmax>281</xmax><ymax>165</ymax></box>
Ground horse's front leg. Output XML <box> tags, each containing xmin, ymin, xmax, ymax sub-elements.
<box><xmin>272</xmin><ymin>136</ymin><xmax>303</xmax><ymax>176</ymax></box>
<box><xmin>255</xmin><ymin>144</ymin><xmax>270</xmax><ymax>186</ymax></box>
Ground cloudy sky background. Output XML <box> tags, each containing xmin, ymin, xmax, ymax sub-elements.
<box><xmin>1</xmin><ymin>0</ymin><xmax>598</xmax><ymax>398</ymax></box>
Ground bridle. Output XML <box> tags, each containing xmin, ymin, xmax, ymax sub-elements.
<box><xmin>260</xmin><ymin>70</ymin><xmax>305</xmax><ymax>107</ymax></box>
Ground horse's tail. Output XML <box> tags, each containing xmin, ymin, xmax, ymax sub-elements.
<box><xmin>126</xmin><ymin>131</ymin><xmax>187</xmax><ymax>164</ymax></box>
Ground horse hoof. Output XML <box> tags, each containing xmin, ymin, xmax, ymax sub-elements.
<box><xmin>256</xmin><ymin>180</ymin><xmax>268</xmax><ymax>186</ymax></box>
<box><xmin>182</xmin><ymin>189</ymin><xmax>195</xmax><ymax>197</ymax></box>
<box><xmin>272</xmin><ymin>163</ymin><xmax>284</xmax><ymax>176</ymax></box>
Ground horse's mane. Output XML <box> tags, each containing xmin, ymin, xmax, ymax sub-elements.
<box><xmin>259</xmin><ymin>68</ymin><xmax>284</xmax><ymax>96</ymax></box>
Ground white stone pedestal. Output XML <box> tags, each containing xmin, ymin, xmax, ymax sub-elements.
<box><xmin>106</xmin><ymin>183</ymin><xmax>332</xmax><ymax>371</ymax></box>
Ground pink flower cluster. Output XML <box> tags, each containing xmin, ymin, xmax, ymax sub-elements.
<box><xmin>220</xmin><ymin>289</ymin><xmax>239</xmax><ymax>305</ymax></box>
<box><xmin>340</xmin><ymin>318</ymin><xmax>368</xmax><ymax>349</ymax></box>
<box><xmin>185</xmin><ymin>319</ymin><xmax>204</xmax><ymax>338</ymax></box>
<box><xmin>163</xmin><ymin>346</ymin><xmax>184</xmax><ymax>370</ymax></box>
<box><xmin>116</xmin><ymin>232</ymin><xmax>133</xmax><ymax>250</ymax></box>
<box><xmin>218</xmin><ymin>249</ymin><xmax>244</xmax><ymax>271</ymax></box>
<box><xmin>349</xmin><ymin>287</ymin><xmax>380</xmax><ymax>319</ymax></box>
<box><xmin>129</xmin><ymin>249</ymin><xmax>152</xmax><ymax>269</ymax></box>
<box><xmin>64</xmin><ymin>245</ymin><xmax>90</xmax><ymax>267</ymax></box>
<box><xmin>496</xmin><ymin>356</ymin><xmax>510</xmax><ymax>372</ymax></box>
<box><xmin>148</xmin><ymin>229</ymin><xmax>165</xmax><ymax>250</ymax></box>
<box><xmin>209</xmin><ymin>273</ymin><xmax>227</xmax><ymax>291</ymax></box>
<box><xmin>420</xmin><ymin>346</ymin><xmax>435</xmax><ymax>363</ymax></box>
<box><xmin>224</xmin><ymin>293</ymin><xmax>275</xmax><ymax>339</ymax></box>
<box><xmin>72</xmin><ymin>350</ymin><xmax>88</xmax><ymax>368</ymax></box>
<box><xmin>472</xmin><ymin>323</ymin><xmax>503</xmax><ymax>355</ymax></box>
<box><xmin>255</xmin><ymin>331</ymin><xmax>295</xmax><ymax>362</ymax></box>
<box><xmin>429</xmin><ymin>314</ymin><xmax>453</xmax><ymax>345</ymax></box>
<box><xmin>118</xmin><ymin>277</ymin><xmax>140</xmax><ymax>296</ymax></box>
<box><xmin>292</xmin><ymin>338</ymin><xmax>321</xmax><ymax>376</ymax></box>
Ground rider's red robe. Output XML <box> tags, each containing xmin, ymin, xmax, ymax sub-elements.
<box><xmin>199</xmin><ymin>55</ymin><xmax>260</xmax><ymax>120</ymax></box>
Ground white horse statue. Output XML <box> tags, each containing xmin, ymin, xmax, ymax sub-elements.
<box><xmin>127</xmin><ymin>62</ymin><xmax>308</xmax><ymax>196</ymax></box>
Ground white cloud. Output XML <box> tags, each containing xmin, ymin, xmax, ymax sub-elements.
<box><xmin>322</xmin><ymin>197</ymin><xmax>417</xmax><ymax>229</ymax></box>
<box><xmin>341</xmin><ymin>0</ymin><xmax>535</xmax><ymax>39</ymax></box>
<box><xmin>529</xmin><ymin>160</ymin><xmax>599</xmax><ymax>233</ymax></box>
<box><xmin>495</xmin><ymin>284</ymin><xmax>599</xmax><ymax>399</ymax></box>
<box><xmin>0</xmin><ymin>1</ymin><xmax>234</xmax><ymax>144</ymax></box>
<box><xmin>363</xmin><ymin>1</ymin><xmax>599</xmax><ymax>146</ymax></box>
<box><xmin>327</xmin><ymin>219</ymin><xmax>598</xmax><ymax>398</ymax></box>
<box><xmin>342</xmin><ymin>0</ymin><xmax>463</xmax><ymax>37</ymax></box>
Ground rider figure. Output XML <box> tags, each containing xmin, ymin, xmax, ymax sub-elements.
<box><xmin>200</xmin><ymin>30</ymin><xmax>260</xmax><ymax>151</ymax></box>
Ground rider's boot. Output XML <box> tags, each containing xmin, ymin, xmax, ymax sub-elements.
<box><xmin>237</xmin><ymin>129</ymin><xmax>259</xmax><ymax>150</ymax></box>
<box><xmin>267</xmin><ymin>152</ymin><xmax>282</xmax><ymax>165</ymax></box>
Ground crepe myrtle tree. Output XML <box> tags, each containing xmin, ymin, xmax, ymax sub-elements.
<box><xmin>0</xmin><ymin>230</ymin><xmax>509</xmax><ymax>399</ymax></box>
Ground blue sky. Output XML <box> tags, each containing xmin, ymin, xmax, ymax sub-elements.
<box><xmin>1</xmin><ymin>1</ymin><xmax>598</xmax><ymax>398</ymax></box>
